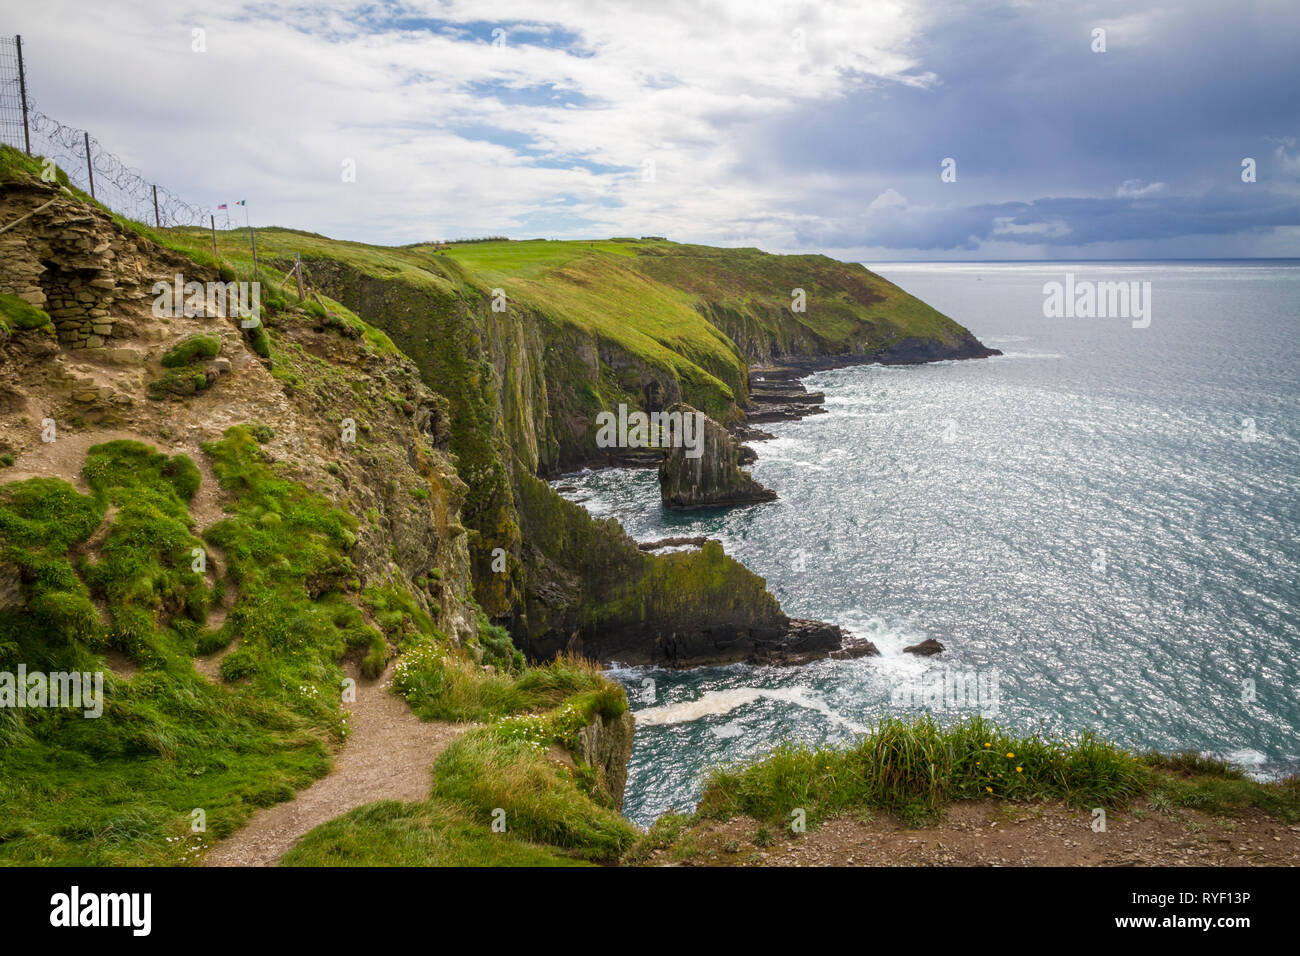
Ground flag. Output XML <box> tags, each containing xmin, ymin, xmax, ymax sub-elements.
<box><xmin>217</xmin><ymin>204</ymin><xmax>227</xmax><ymax>210</ymax></box>
<box><xmin>235</xmin><ymin>200</ymin><xmax>246</xmax><ymax>206</ymax></box>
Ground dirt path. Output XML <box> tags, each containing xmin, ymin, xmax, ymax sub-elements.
<box><xmin>203</xmin><ymin>660</ymin><xmax>468</xmax><ymax>867</ymax></box>
<box><xmin>655</xmin><ymin>801</ymin><xmax>1300</xmax><ymax>867</ymax></box>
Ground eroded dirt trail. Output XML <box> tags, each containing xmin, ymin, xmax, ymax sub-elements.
<box><xmin>203</xmin><ymin>661</ymin><xmax>467</xmax><ymax>867</ymax></box>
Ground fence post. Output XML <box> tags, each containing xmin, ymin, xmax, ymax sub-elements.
<box><xmin>210</xmin><ymin>214</ymin><xmax>217</xmax><ymax>260</ymax></box>
<box><xmin>152</xmin><ymin>185</ymin><xmax>160</xmax><ymax>227</ymax></box>
<box><xmin>83</xmin><ymin>132</ymin><xmax>94</xmax><ymax>198</ymax></box>
<box><xmin>249</xmin><ymin>225</ymin><xmax>259</xmax><ymax>276</ymax></box>
<box><xmin>15</xmin><ymin>36</ymin><xmax>30</xmax><ymax>155</ymax></box>
<box><xmin>295</xmin><ymin>252</ymin><xmax>305</xmax><ymax>299</ymax></box>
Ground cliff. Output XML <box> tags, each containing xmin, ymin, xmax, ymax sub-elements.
<box><xmin>0</xmin><ymin>142</ymin><xmax>999</xmax><ymax>865</ymax></box>
<box><xmin>165</xmin><ymin>229</ymin><xmax>997</xmax><ymax>662</ymax></box>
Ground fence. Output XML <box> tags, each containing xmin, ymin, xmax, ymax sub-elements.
<box><xmin>0</xmin><ymin>34</ymin><xmax>213</xmax><ymax>229</ymax></box>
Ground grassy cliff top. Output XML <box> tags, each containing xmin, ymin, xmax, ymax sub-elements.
<box><xmin>153</xmin><ymin>228</ymin><xmax>984</xmax><ymax>410</ymax></box>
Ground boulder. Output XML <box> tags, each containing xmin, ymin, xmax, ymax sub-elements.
<box><xmin>902</xmin><ymin>638</ymin><xmax>945</xmax><ymax>656</ymax></box>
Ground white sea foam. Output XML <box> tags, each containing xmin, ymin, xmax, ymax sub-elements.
<box><xmin>635</xmin><ymin>685</ymin><xmax>869</xmax><ymax>733</ymax></box>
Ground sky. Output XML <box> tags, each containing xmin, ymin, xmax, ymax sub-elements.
<box><xmin>4</xmin><ymin>0</ymin><xmax>1298</xmax><ymax>259</ymax></box>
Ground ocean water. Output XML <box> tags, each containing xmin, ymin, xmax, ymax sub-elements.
<box><xmin>551</xmin><ymin>261</ymin><xmax>1300</xmax><ymax>829</ymax></box>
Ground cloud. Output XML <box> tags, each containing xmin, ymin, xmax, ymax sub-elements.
<box><xmin>1116</xmin><ymin>180</ymin><xmax>1168</xmax><ymax>198</ymax></box>
<box><xmin>3</xmin><ymin>0</ymin><xmax>1297</xmax><ymax>257</ymax></box>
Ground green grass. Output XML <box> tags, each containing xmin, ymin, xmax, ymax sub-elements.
<box><xmin>160</xmin><ymin>333</ymin><xmax>221</xmax><ymax>368</ymax></box>
<box><xmin>697</xmin><ymin>716</ymin><xmax>1148</xmax><ymax>829</ymax></box>
<box><xmin>279</xmin><ymin>798</ymin><xmax>594</xmax><ymax>866</ymax></box>
<box><xmin>286</xmin><ymin>717</ymin><xmax>637</xmax><ymax>867</ymax></box>
<box><xmin>663</xmin><ymin>716</ymin><xmax>1300</xmax><ymax>846</ymax></box>
<box><xmin>199</xmin><ymin>425</ymin><xmax>384</xmax><ymax>715</ymax></box>
<box><xmin>392</xmin><ymin>637</ymin><xmax>616</xmax><ymax>724</ymax></box>
<box><xmin>0</xmin><ymin>430</ymin><xmax>466</xmax><ymax>865</ymax></box>
<box><xmin>281</xmin><ymin>627</ymin><xmax>635</xmax><ymax>866</ymax></box>
<box><xmin>0</xmin><ymin>438</ymin><xmax>359</xmax><ymax>865</ymax></box>
<box><xmin>1140</xmin><ymin>750</ymin><xmax>1300</xmax><ymax>822</ymax></box>
<box><xmin>429</xmin><ymin>730</ymin><xmax>637</xmax><ymax>858</ymax></box>
<box><xmin>0</xmin><ymin>292</ymin><xmax>52</xmax><ymax>337</ymax></box>
<box><xmin>284</xmin><ymin>623</ymin><xmax>635</xmax><ymax>866</ymax></box>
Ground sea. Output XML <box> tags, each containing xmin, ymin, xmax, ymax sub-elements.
<box><xmin>550</xmin><ymin>260</ymin><xmax>1300</xmax><ymax>828</ymax></box>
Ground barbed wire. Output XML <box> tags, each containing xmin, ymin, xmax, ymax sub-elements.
<box><xmin>26</xmin><ymin>106</ymin><xmax>214</xmax><ymax>227</ymax></box>
<box><xmin>0</xmin><ymin>36</ymin><xmax>213</xmax><ymax>229</ymax></box>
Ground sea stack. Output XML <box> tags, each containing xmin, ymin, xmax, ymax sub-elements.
<box><xmin>658</xmin><ymin>403</ymin><xmax>777</xmax><ymax>509</ymax></box>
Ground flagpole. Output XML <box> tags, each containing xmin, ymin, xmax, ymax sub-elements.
<box><xmin>245</xmin><ymin>203</ymin><xmax>259</xmax><ymax>278</ymax></box>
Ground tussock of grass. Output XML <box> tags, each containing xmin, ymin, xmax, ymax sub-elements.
<box><xmin>428</xmin><ymin>730</ymin><xmax>638</xmax><ymax>861</ymax></box>
<box><xmin>393</xmin><ymin>641</ymin><xmax>615</xmax><ymax>724</ymax></box>
<box><xmin>698</xmin><ymin>716</ymin><xmax>1149</xmax><ymax>829</ymax></box>
<box><xmin>160</xmin><ymin>333</ymin><xmax>221</xmax><ymax>367</ymax></box>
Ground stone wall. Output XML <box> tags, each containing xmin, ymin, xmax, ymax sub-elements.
<box><xmin>0</xmin><ymin>183</ymin><xmax>155</xmax><ymax>349</ymax></box>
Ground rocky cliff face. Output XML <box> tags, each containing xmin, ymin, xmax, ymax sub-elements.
<box><xmin>0</xmin><ymin>178</ymin><xmax>478</xmax><ymax>647</ymax></box>
<box><xmin>290</xmin><ymin>239</ymin><xmax>999</xmax><ymax>667</ymax></box>
<box><xmin>574</xmin><ymin>709</ymin><xmax>636</xmax><ymax>809</ymax></box>
<box><xmin>658</xmin><ymin>403</ymin><xmax>776</xmax><ymax>508</ymax></box>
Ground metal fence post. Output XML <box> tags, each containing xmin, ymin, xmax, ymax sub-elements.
<box><xmin>83</xmin><ymin>131</ymin><xmax>95</xmax><ymax>198</ymax></box>
<box><xmin>153</xmin><ymin>184</ymin><xmax>160</xmax><ymax>227</ymax></box>
<box><xmin>16</xmin><ymin>35</ymin><xmax>30</xmax><ymax>155</ymax></box>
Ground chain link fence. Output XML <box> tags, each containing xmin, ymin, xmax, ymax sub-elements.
<box><xmin>0</xmin><ymin>34</ymin><xmax>213</xmax><ymax>228</ymax></box>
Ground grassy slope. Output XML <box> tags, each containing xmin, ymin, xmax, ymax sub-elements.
<box><xmin>152</xmin><ymin>231</ymin><xmax>983</xmax><ymax>419</ymax></box>
<box><xmin>0</xmin><ymin>429</ymin><xmax>635</xmax><ymax>866</ymax></box>
<box><xmin>0</xmin><ymin>433</ymin><xmax>359</xmax><ymax>864</ymax></box>
<box><xmin>285</xmin><ymin>647</ymin><xmax>639</xmax><ymax>866</ymax></box>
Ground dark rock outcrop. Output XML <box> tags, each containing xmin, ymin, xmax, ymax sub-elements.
<box><xmin>573</xmin><ymin>709</ymin><xmax>636</xmax><ymax>809</ymax></box>
<box><xmin>637</xmin><ymin>535</ymin><xmax>713</xmax><ymax>551</ymax></box>
<box><xmin>830</xmin><ymin>637</ymin><xmax>882</xmax><ymax>660</ymax></box>
<box><xmin>903</xmin><ymin>638</ymin><xmax>945</xmax><ymax>656</ymax></box>
<box><xmin>588</xmin><ymin>615</ymin><xmax>848</xmax><ymax>669</ymax></box>
<box><xmin>658</xmin><ymin>403</ymin><xmax>776</xmax><ymax>509</ymax></box>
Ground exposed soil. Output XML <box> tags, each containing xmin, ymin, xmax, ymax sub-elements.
<box><xmin>202</xmin><ymin>660</ymin><xmax>469</xmax><ymax>867</ymax></box>
<box><xmin>652</xmin><ymin>801</ymin><xmax>1300</xmax><ymax>867</ymax></box>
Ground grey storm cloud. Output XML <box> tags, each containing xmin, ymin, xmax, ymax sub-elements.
<box><xmin>817</xmin><ymin>187</ymin><xmax>1300</xmax><ymax>252</ymax></box>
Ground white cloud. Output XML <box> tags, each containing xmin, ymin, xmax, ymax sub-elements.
<box><xmin>9</xmin><ymin>0</ymin><xmax>940</xmax><ymax>244</ymax></box>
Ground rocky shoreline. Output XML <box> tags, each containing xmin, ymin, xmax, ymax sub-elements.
<box><xmin>549</xmin><ymin>345</ymin><xmax>1001</xmax><ymax>667</ymax></box>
